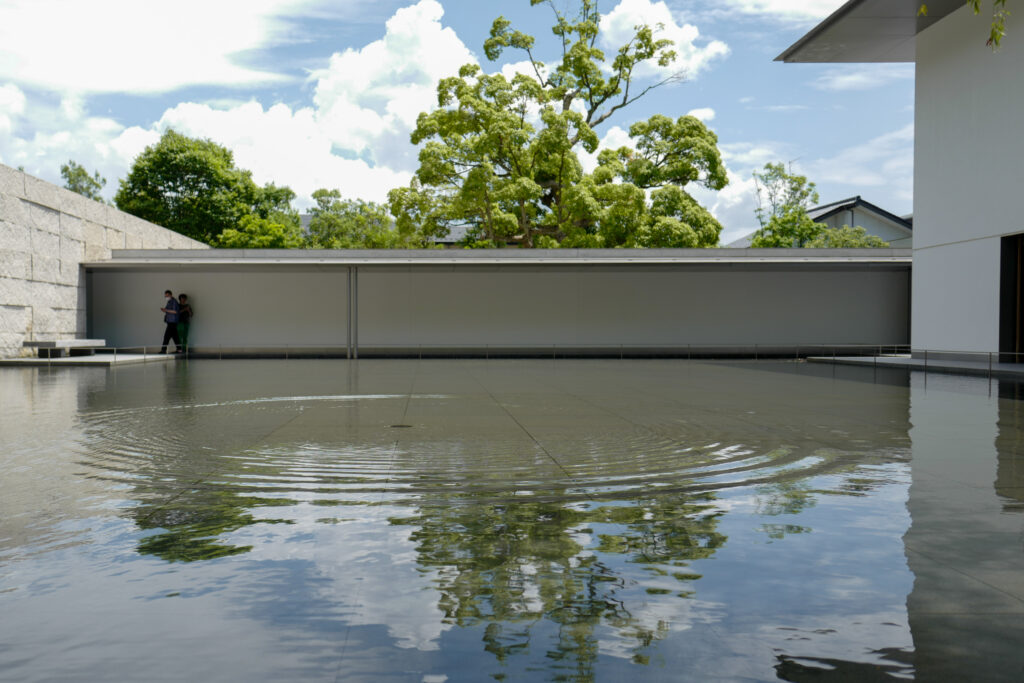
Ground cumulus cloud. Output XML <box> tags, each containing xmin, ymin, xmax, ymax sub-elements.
<box><xmin>154</xmin><ymin>101</ymin><xmax>412</xmax><ymax>205</ymax></box>
<box><xmin>600</xmin><ymin>0</ymin><xmax>729</xmax><ymax>80</ymax></box>
<box><xmin>0</xmin><ymin>0</ymin><xmax>357</xmax><ymax>93</ymax></box>
<box><xmin>687</xmin><ymin>107</ymin><xmax>716</xmax><ymax>122</ymax></box>
<box><xmin>0</xmin><ymin>0</ymin><xmax>471</xmax><ymax>206</ymax></box>
<box><xmin>312</xmin><ymin>0</ymin><xmax>476</xmax><ymax>170</ymax></box>
<box><xmin>812</xmin><ymin>65</ymin><xmax>915</xmax><ymax>92</ymax></box>
<box><xmin>578</xmin><ymin>125</ymin><xmax>634</xmax><ymax>174</ymax></box>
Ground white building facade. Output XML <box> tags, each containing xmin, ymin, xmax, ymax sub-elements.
<box><xmin>781</xmin><ymin>0</ymin><xmax>1023</xmax><ymax>356</ymax></box>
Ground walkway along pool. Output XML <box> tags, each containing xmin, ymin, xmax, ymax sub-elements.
<box><xmin>1</xmin><ymin>359</ymin><xmax>1022</xmax><ymax>681</ymax></box>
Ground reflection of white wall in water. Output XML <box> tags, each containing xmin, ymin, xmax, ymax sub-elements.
<box><xmin>0</xmin><ymin>367</ymin><xmax>111</xmax><ymax>553</ymax></box>
<box><xmin>90</xmin><ymin>265</ymin><xmax>911</xmax><ymax>351</ymax></box>
<box><xmin>906</xmin><ymin>372</ymin><xmax>1024</xmax><ymax>678</ymax></box>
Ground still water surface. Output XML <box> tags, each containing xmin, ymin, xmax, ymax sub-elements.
<box><xmin>1</xmin><ymin>360</ymin><xmax>1023</xmax><ymax>681</ymax></box>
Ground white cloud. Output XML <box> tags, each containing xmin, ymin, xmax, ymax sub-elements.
<box><xmin>719</xmin><ymin>141</ymin><xmax>788</xmax><ymax>170</ymax></box>
<box><xmin>312</xmin><ymin>0</ymin><xmax>476</xmax><ymax>170</ymax></box>
<box><xmin>0</xmin><ymin>0</ymin><xmax>471</xmax><ymax>206</ymax></box>
<box><xmin>600</xmin><ymin>0</ymin><xmax>729</xmax><ymax>80</ymax></box>
<box><xmin>720</xmin><ymin>0</ymin><xmax>846</xmax><ymax>22</ymax></box>
<box><xmin>687</xmin><ymin>107</ymin><xmax>715</xmax><ymax>122</ymax></box>
<box><xmin>812</xmin><ymin>65</ymin><xmax>915</xmax><ymax>92</ymax></box>
<box><xmin>0</xmin><ymin>0</ymin><xmax>351</xmax><ymax>94</ymax></box>
<box><xmin>806</xmin><ymin>123</ymin><xmax>914</xmax><ymax>201</ymax></box>
<box><xmin>153</xmin><ymin>101</ymin><xmax>411</xmax><ymax>206</ymax></box>
<box><xmin>0</xmin><ymin>84</ymin><xmax>26</xmax><ymax>139</ymax></box>
<box><xmin>578</xmin><ymin>125</ymin><xmax>634</xmax><ymax>174</ymax></box>
<box><xmin>0</xmin><ymin>92</ymin><xmax>139</xmax><ymax>191</ymax></box>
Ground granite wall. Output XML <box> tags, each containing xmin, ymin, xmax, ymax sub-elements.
<box><xmin>0</xmin><ymin>162</ymin><xmax>207</xmax><ymax>357</ymax></box>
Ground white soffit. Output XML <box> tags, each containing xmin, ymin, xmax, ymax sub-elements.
<box><xmin>776</xmin><ymin>0</ymin><xmax>964</xmax><ymax>63</ymax></box>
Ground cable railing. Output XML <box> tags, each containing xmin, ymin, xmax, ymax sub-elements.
<box><xmin>20</xmin><ymin>343</ymin><xmax>1024</xmax><ymax>382</ymax></box>
<box><xmin>37</xmin><ymin>342</ymin><xmax>915</xmax><ymax>362</ymax></box>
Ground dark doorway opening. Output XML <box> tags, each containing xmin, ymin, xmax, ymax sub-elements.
<box><xmin>1000</xmin><ymin>234</ymin><xmax>1024</xmax><ymax>361</ymax></box>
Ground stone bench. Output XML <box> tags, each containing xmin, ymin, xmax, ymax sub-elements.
<box><xmin>24</xmin><ymin>339</ymin><xmax>107</xmax><ymax>358</ymax></box>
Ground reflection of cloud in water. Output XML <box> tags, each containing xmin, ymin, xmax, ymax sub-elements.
<box><xmin>597</xmin><ymin>595</ymin><xmax>727</xmax><ymax>660</ymax></box>
<box><xmin>233</xmin><ymin>504</ymin><xmax>450</xmax><ymax>651</ymax></box>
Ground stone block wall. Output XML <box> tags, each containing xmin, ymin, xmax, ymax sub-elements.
<box><xmin>0</xmin><ymin>163</ymin><xmax>208</xmax><ymax>357</ymax></box>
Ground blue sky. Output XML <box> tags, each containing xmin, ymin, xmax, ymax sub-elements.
<box><xmin>0</xmin><ymin>0</ymin><xmax>926</xmax><ymax>243</ymax></box>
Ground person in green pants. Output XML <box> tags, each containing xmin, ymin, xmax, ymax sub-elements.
<box><xmin>176</xmin><ymin>293</ymin><xmax>193</xmax><ymax>354</ymax></box>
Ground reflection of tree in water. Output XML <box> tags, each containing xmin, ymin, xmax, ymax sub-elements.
<box><xmin>390</xmin><ymin>493</ymin><xmax>726</xmax><ymax>678</ymax></box>
<box><xmin>134</xmin><ymin>489</ymin><xmax>293</xmax><ymax>562</ymax></box>
<box><xmin>753</xmin><ymin>449</ymin><xmax>908</xmax><ymax>540</ymax></box>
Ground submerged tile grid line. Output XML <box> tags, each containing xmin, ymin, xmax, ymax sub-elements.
<box><xmin>133</xmin><ymin>398</ymin><xmax>316</xmax><ymax>531</ymax></box>
<box><xmin>465</xmin><ymin>363</ymin><xmax>584</xmax><ymax>492</ymax></box>
<box><xmin>904</xmin><ymin>547</ymin><xmax>1024</xmax><ymax>613</ymax></box>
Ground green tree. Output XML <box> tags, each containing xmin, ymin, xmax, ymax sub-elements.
<box><xmin>749</xmin><ymin>162</ymin><xmax>823</xmax><ymax>248</ymax></box>
<box><xmin>307</xmin><ymin>188</ymin><xmax>413</xmax><ymax>249</ymax></box>
<box><xmin>216</xmin><ymin>214</ymin><xmax>305</xmax><ymax>248</ymax></box>
<box><xmin>217</xmin><ymin>182</ymin><xmax>305</xmax><ymax>248</ymax></box>
<box><xmin>392</xmin><ymin>0</ymin><xmax>727</xmax><ymax>248</ymax></box>
<box><xmin>805</xmin><ymin>225</ymin><xmax>890</xmax><ymax>248</ymax></box>
<box><xmin>114</xmin><ymin>129</ymin><xmax>295</xmax><ymax>245</ymax></box>
<box><xmin>60</xmin><ymin>160</ymin><xmax>107</xmax><ymax>203</ymax></box>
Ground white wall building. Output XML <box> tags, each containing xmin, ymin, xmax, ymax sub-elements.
<box><xmin>808</xmin><ymin>197</ymin><xmax>913</xmax><ymax>248</ymax></box>
<box><xmin>727</xmin><ymin>196</ymin><xmax>913</xmax><ymax>248</ymax></box>
<box><xmin>780</xmin><ymin>0</ymin><xmax>1023</xmax><ymax>356</ymax></box>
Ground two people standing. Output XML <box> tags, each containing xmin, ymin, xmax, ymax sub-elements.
<box><xmin>160</xmin><ymin>290</ymin><xmax>194</xmax><ymax>354</ymax></box>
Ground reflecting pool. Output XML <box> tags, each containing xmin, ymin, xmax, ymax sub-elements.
<box><xmin>1</xmin><ymin>359</ymin><xmax>1023</xmax><ymax>681</ymax></box>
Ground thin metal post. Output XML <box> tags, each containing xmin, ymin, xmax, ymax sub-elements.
<box><xmin>353</xmin><ymin>266</ymin><xmax>359</xmax><ymax>360</ymax></box>
<box><xmin>346</xmin><ymin>267</ymin><xmax>352</xmax><ymax>360</ymax></box>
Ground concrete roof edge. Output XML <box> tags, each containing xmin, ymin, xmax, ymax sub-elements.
<box><xmin>775</xmin><ymin>0</ymin><xmax>965</xmax><ymax>63</ymax></box>
<box><xmin>88</xmin><ymin>248</ymin><xmax>911</xmax><ymax>268</ymax></box>
<box><xmin>775</xmin><ymin>0</ymin><xmax>864</xmax><ymax>62</ymax></box>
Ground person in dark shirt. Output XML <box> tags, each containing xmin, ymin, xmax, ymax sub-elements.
<box><xmin>177</xmin><ymin>293</ymin><xmax>193</xmax><ymax>355</ymax></box>
<box><xmin>160</xmin><ymin>289</ymin><xmax>181</xmax><ymax>354</ymax></box>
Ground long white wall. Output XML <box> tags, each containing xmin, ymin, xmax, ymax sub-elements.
<box><xmin>90</xmin><ymin>263</ymin><xmax>910</xmax><ymax>353</ymax></box>
<box><xmin>914</xmin><ymin>6</ymin><xmax>1024</xmax><ymax>352</ymax></box>
<box><xmin>0</xmin><ymin>163</ymin><xmax>207</xmax><ymax>357</ymax></box>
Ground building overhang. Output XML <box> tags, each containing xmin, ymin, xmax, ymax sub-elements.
<box><xmin>81</xmin><ymin>248</ymin><xmax>912</xmax><ymax>272</ymax></box>
<box><xmin>776</xmin><ymin>0</ymin><xmax>964</xmax><ymax>63</ymax></box>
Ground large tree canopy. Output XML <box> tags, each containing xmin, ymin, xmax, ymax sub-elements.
<box><xmin>391</xmin><ymin>0</ymin><xmax>728</xmax><ymax>248</ymax></box>
<box><xmin>115</xmin><ymin>129</ymin><xmax>291</xmax><ymax>245</ymax></box>
<box><xmin>307</xmin><ymin>189</ymin><xmax>416</xmax><ymax>249</ymax></box>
